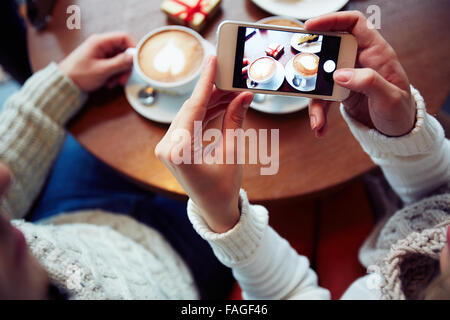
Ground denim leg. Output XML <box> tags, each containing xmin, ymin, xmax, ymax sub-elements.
<box><xmin>29</xmin><ymin>134</ymin><xmax>234</xmax><ymax>299</ymax></box>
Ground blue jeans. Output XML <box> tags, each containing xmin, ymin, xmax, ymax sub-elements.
<box><xmin>29</xmin><ymin>134</ymin><xmax>233</xmax><ymax>300</ymax></box>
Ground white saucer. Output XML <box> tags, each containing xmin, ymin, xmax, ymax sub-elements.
<box><xmin>251</xmin><ymin>0</ymin><xmax>349</xmax><ymax>20</ymax></box>
<box><xmin>250</xmin><ymin>94</ymin><xmax>309</xmax><ymax>115</ymax></box>
<box><xmin>246</xmin><ymin>59</ymin><xmax>309</xmax><ymax>114</ymax></box>
<box><xmin>125</xmin><ymin>40</ymin><xmax>215</xmax><ymax>124</ymax></box>
<box><xmin>290</xmin><ymin>34</ymin><xmax>323</xmax><ymax>53</ymax></box>
<box><xmin>246</xmin><ymin>60</ymin><xmax>285</xmax><ymax>91</ymax></box>
<box><xmin>285</xmin><ymin>58</ymin><xmax>316</xmax><ymax>92</ymax></box>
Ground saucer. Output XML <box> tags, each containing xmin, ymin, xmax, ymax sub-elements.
<box><xmin>250</xmin><ymin>94</ymin><xmax>309</xmax><ymax>115</ymax></box>
<box><xmin>285</xmin><ymin>58</ymin><xmax>316</xmax><ymax>92</ymax></box>
<box><xmin>251</xmin><ymin>0</ymin><xmax>349</xmax><ymax>20</ymax></box>
<box><xmin>246</xmin><ymin>60</ymin><xmax>285</xmax><ymax>91</ymax></box>
<box><xmin>125</xmin><ymin>40</ymin><xmax>215</xmax><ymax>124</ymax></box>
<box><xmin>246</xmin><ymin>59</ymin><xmax>309</xmax><ymax>114</ymax></box>
<box><xmin>290</xmin><ymin>34</ymin><xmax>323</xmax><ymax>53</ymax></box>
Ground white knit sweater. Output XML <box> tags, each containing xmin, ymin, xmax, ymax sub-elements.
<box><xmin>1</xmin><ymin>64</ymin><xmax>448</xmax><ymax>299</ymax></box>
<box><xmin>188</xmin><ymin>87</ymin><xmax>450</xmax><ymax>300</ymax></box>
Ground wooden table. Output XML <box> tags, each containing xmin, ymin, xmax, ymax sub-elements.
<box><xmin>27</xmin><ymin>0</ymin><xmax>449</xmax><ymax>202</ymax></box>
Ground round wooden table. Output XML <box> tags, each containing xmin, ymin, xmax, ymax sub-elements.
<box><xmin>27</xmin><ymin>0</ymin><xmax>449</xmax><ymax>201</ymax></box>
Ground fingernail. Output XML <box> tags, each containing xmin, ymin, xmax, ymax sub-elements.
<box><xmin>310</xmin><ymin>115</ymin><xmax>317</xmax><ymax>130</ymax></box>
<box><xmin>334</xmin><ymin>69</ymin><xmax>353</xmax><ymax>83</ymax></box>
<box><xmin>243</xmin><ymin>94</ymin><xmax>253</xmax><ymax>108</ymax></box>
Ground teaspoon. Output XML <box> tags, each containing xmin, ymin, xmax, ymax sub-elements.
<box><xmin>138</xmin><ymin>86</ymin><xmax>157</xmax><ymax>106</ymax></box>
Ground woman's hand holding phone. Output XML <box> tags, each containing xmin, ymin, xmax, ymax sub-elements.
<box><xmin>306</xmin><ymin>11</ymin><xmax>416</xmax><ymax>138</ymax></box>
<box><xmin>155</xmin><ymin>56</ymin><xmax>254</xmax><ymax>234</ymax></box>
<box><xmin>156</xmin><ymin>11</ymin><xmax>417</xmax><ymax>234</ymax></box>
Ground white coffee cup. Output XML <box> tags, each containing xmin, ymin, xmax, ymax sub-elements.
<box><xmin>257</xmin><ymin>16</ymin><xmax>305</xmax><ymax>29</ymax></box>
<box><xmin>248</xmin><ymin>56</ymin><xmax>278</xmax><ymax>85</ymax></box>
<box><xmin>292</xmin><ymin>52</ymin><xmax>319</xmax><ymax>91</ymax></box>
<box><xmin>127</xmin><ymin>26</ymin><xmax>208</xmax><ymax>96</ymax></box>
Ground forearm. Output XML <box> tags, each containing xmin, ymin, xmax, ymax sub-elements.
<box><xmin>341</xmin><ymin>86</ymin><xmax>450</xmax><ymax>204</ymax></box>
<box><xmin>0</xmin><ymin>63</ymin><xmax>86</xmax><ymax>219</ymax></box>
<box><xmin>188</xmin><ymin>189</ymin><xmax>330</xmax><ymax>300</ymax></box>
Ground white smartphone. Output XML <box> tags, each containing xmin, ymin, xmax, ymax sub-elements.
<box><xmin>215</xmin><ymin>21</ymin><xmax>358</xmax><ymax>101</ymax></box>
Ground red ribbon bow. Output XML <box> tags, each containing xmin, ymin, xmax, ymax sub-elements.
<box><xmin>266</xmin><ymin>44</ymin><xmax>283</xmax><ymax>57</ymax></box>
<box><xmin>172</xmin><ymin>0</ymin><xmax>209</xmax><ymax>24</ymax></box>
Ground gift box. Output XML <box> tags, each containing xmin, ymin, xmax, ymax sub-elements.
<box><xmin>161</xmin><ymin>0</ymin><xmax>222</xmax><ymax>32</ymax></box>
<box><xmin>265</xmin><ymin>43</ymin><xmax>284</xmax><ymax>59</ymax></box>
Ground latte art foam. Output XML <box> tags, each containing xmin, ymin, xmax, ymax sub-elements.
<box><xmin>153</xmin><ymin>40</ymin><xmax>186</xmax><ymax>76</ymax></box>
<box><xmin>138</xmin><ymin>30</ymin><xmax>204</xmax><ymax>83</ymax></box>
<box><xmin>249</xmin><ymin>57</ymin><xmax>276</xmax><ymax>82</ymax></box>
<box><xmin>293</xmin><ymin>53</ymin><xmax>319</xmax><ymax>77</ymax></box>
<box><xmin>299</xmin><ymin>55</ymin><xmax>317</xmax><ymax>71</ymax></box>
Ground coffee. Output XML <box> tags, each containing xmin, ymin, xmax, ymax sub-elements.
<box><xmin>138</xmin><ymin>30</ymin><xmax>204</xmax><ymax>83</ymax></box>
<box><xmin>293</xmin><ymin>53</ymin><xmax>319</xmax><ymax>77</ymax></box>
<box><xmin>249</xmin><ymin>57</ymin><xmax>277</xmax><ymax>83</ymax></box>
<box><xmin>263</xmin><ymin>19</ymin><xmax>303</xmax><ymax>28</ymax></box>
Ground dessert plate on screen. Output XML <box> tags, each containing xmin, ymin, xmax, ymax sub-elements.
<box><xmin>125</xmin><ymin>40</ymin><xmax>215</xmax><ymax>124</ymax></box>
<box><xmin>290</xmin><ymin>34</ymin><xmax>323</xmax><ymax>53</ymax></box>
<box><xmin>251</xmin><ymin>0</ymin><xmax>349</xmax><ymax>20</ymax></box>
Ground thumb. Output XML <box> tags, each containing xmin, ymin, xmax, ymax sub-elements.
<box><xmin>334</xmin><ymin>68</ymin><xmax>400</xmax><ymax>102</ymax></box>
<box><xmin>222</xmin><ymin>92</ymin><xmax>254</xmax><ymax>132</ymax></box>
<box><xmin>99</xmin><ymin>51</ymin><xmax>133</xmax><ymax>78</ymax></box>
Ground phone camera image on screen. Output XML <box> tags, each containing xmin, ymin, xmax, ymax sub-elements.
<box><xmin>233</xmin><ymin>27</ymin><xmax>341</xmax><ymax>96</ymax></box>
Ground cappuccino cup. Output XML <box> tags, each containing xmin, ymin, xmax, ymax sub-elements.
<box><xmin>292</xmin><ymin>52</ymin><xmax>319</xmax><ymax>91</ymax></box>
<box><xmin>248</xmin><ymin>56</ymin><xmax>278</xmax><ymax>85</ymax></box>
<box><xmin>127</xmin><ymin>26</ymin><xmax>207</xmax><ymax>95</ymax></box>
<box><xmin>258</xmin><ymin>16</ymin><xmax>305</xmax><ymax>28</ymax></box>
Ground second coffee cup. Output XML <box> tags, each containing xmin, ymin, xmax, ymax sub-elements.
<box><xmin>292</xmin><ymin>52</ymin><xmax>319</xmax><ymax>91</ymax></box>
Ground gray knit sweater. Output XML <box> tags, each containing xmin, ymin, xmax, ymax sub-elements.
<box><xmin>0</xmin><ymin>64</ymin><xmax>198</xmax><ymax>299</ymax></box>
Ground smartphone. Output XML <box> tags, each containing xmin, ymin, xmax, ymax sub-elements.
<box><xmin>215</xmin><ymin>21</ymin><xmax>358</xmax><ymax>101</ymax></box>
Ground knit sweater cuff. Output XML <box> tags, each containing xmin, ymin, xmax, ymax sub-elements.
<box><xmin>20</xmin><ymin>62</ymin><xmax>87</xmax><ymax>125</ymax></box>
<box><xmin>340</xmin><ymin>86</ymin><xmax>443</xmax><ymax>159</ymax></box>
<box><xmin>187</xmin><ymin>189</ymin><xmax>269</xmax><ymax>267</ymax></box>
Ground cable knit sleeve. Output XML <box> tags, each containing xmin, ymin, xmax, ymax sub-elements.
<box><xmin>0</xmin><ymin>63</ymin><xmax>87</xmax><ymax>219</ymax></box>
<box><xmin>340</xmin><ymin>86</ymin><xmax>450</xmax><ymax>204</ymax></box>
<box><xmin>188</xmin><ymin>189</ymin><xmax>331</xmax><ymax>300</ymax></box>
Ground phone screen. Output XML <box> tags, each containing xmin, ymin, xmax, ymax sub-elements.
<box><xmin>233</xmin><ymin>26</ymin><xmax>341</xmax><ymax>96</ymax></box>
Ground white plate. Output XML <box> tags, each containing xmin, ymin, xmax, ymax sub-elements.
<box><xmin>251</xmin><ymin>0</ymin><xmax>349</xmax><ymax>20</ymax></box>
<box><xmin>246</xmin><ymin>60</ymin><xmax>285</xmax><ymax>91</ymax></box>
<box><xmin>125</xmin><ymin>40</ymin><xmax>215</xmax><ymax>124</ymax></box>
<box><xmin>247</xmin><ymin>60</ymin><xmax>309</xmax><ymax>114</ymax></box>
<box><xmin>247</xmin><ymin>17</ymin><xmax>309</xmax><ymax>115</ymax></box>
<box><xmin>290</xmin><ymin>34</ymin><xmax>323</xmax><ymax>53</ymax></box>
<box><xmin>245</xmin><ymin>57</ymin><xmax>309</xmax><ymax>115</ymax></box>
<box><xmin>250</xmin><ymin>94</ymin><xmax>309</xmax><ymax>114</ymax></box>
